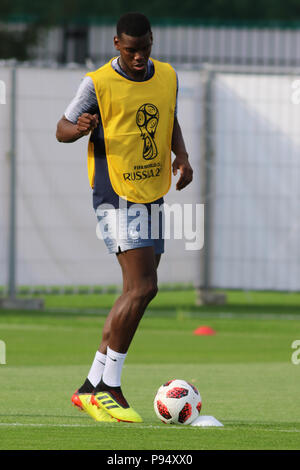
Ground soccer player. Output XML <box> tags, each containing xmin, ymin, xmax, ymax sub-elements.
<box><xmin>56</xmin><ymin>12</ymin><xmax>193</xmax><ymax>423</ymax></box>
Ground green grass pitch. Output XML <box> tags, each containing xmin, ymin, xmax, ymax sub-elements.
<box><xmin>0</xmin><ymin>289</ymin><xmax>300</xmax><ymax>450</ymax></box>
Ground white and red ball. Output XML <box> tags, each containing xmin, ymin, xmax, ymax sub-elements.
<box><xmin>154</xmin><ymin>379</ymin><xmax>202</xmax><ymax>425</ymax></box>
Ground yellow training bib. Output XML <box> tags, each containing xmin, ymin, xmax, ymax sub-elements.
<box><xmin>86</xmin><ymin>58</ymin><xmax>177</xmax><ymax>203</ymax></box>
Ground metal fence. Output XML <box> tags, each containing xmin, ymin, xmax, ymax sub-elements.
<box><xmin>0</xmin><ymin>63</ymin><xmax>299</xmax><ymax>295</ymax></box>
<box><xmin>28</xmin><ymin>24</ymin><xmax>300</xmax><ymax>68</ymax></box>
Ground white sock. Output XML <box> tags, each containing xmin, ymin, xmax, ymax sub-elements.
<box><xmin>87</xmin><ymin>351</ymin><xmax>107</xmax><ymax>387</ymax></box>
<box><xmin>103</xmin><ymin>346</ymin><xmax>127</xmax><ymax>387</ymax></box>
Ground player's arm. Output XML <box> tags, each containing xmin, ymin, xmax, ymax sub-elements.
<box><xmin>56</xmin><ymin>113</ymin><xmax>99</xmax><ymax>143</ymax></box>
<box><xmin>171</xmin><ymin>116</ymin><xmax>193</xmax><ymax>190</ymax></box>
<box><xmin>56</xmin><ymin>76</ymin><xmax>99</xmax><ymax>143</ymax></box>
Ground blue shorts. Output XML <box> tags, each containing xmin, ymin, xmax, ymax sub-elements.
<box><xmin>95</xmin><ymin>202</ymin><xmax>165</xmax><ymax>255</ymax></box>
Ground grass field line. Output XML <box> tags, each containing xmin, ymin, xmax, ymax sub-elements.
<box><xmin>0</xmin><ymin>422</ymin><xmax>300</xmax><ymax>434</ymax></box>
<box><xmin>0</xmin><ymin>323</ymin><xmax>84</xmax><ymax>332</ymax></box>
<box><xmin>2</xmin><ymin>311</ymin><xmax>300</xmax><ymax>323</ymax></box>
<box><xmin>45</xmin><ymin>308</ymin><xmax>300</xmax><ymax>320</ymax></box>
<box><xmin>0</xmin><ymin>322</ymin><xmax>296</xmax><ymax>339</ymax></box>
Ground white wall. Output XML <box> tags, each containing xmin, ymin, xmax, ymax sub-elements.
<box><xmin>0</xmin><ymin>66</ymin><xmax>203</xmax><ymax>287</ymax></box>
<box><xmin>212</xmin><ymin>73</ymin><xmax>300</xmax><ymax>290</ymax></box>
<box><xmin>0</xmin><ymin>65</ymin><xmax>299</xmax><ymax>290</ymax></box>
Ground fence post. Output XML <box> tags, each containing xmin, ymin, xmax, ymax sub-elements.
<box><xmin>202</xmin><ymin>69</ymin><xmax>214</xmax><ymax>291</ymax></box>
<box><xmin>8</xmin><ymin>67</ymin><xmax>17</xmax><ymax>300</ymax></box>
<box><xmin>197</xmin><ymin>68</ymin><xmax>226</xmax><ymax>305</ymax></box>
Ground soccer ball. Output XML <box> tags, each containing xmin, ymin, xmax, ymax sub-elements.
<box><xmin>154</xmin><ymin>379</ymin><xmax>202</xmax><ymax>425</ymax></box>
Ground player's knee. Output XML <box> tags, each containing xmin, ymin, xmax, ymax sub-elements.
<box><xmin>130</xmin><ymin>280</ymin><xmax>158</xmax><ymax>305</ymax></box>
<box><xmin>145</xmin><ymin>282</ymin><xmax>158</xmax><ymax>301</ymax></box>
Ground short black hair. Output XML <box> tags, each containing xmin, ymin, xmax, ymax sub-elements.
<box><xmin>116</xmin><ymin>12</ymin><xmax>151</xmax><ymax>37</ymax></box>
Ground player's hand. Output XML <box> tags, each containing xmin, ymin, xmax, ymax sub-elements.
<box><xmin>76</xmin><ymin>113</ymin><xmax>99</xmax><ymax>135</ymax></box>
<box><xmin>172</xmin><ymin>153</ymin><xmax>193</xmax><ymax>190</ymax></box>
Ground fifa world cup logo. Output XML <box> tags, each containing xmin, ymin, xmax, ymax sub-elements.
<box><xmin>136</xmin><ymin>103</ymin><xmax>159</xmax><ymax>160</ymax></box>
